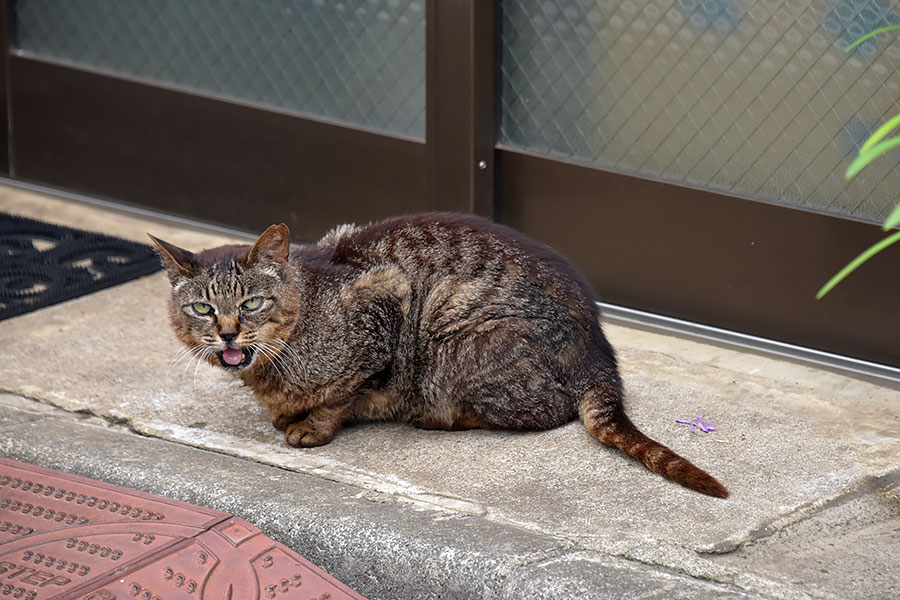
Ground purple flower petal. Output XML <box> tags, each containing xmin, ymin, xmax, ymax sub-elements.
<box><xmin>676</xmin><ymin>412</ymin><xmax>719</xmax><ymax>433</ymax></box>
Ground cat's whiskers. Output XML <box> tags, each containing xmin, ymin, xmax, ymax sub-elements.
<box><xmin>253</xmin><ymin>339</ymin><xmax>293</xmax><ymax>379</ymax></box>
<box><xmin>255</xmin><ymin>335</ymin><xmax>308</xmax><ymax>384</ymax></box>
<box><xmin>181</xmin><ymin>345</ymin><xmax>210</xmax><ymax>377</ymax></box>
<box><xmin>191</xmin><ymin>345</ymin><xmax>217</xmax><ymax>390</ymax></box>
<box><xmin>253</xmin><ymin>342</ymin><xmax>286</xmax><ymax>381</ymax></box>
<box><xmin>263</xmin><ymin>336</ymin><xmax>309</xmax><ymax>384</ymax></box>
<box><xmin>167</xmin><ymin>344</ymin><xmax>203</xmax><ymax>378</ymax></box>
<box><xmin>167</xmin><ymin>343</ymin><xmax>198</xmax><ymax>369</ymax></box>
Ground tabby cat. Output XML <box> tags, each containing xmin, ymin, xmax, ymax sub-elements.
<box><xmin>150</xmin><ymin>213</ymin><xmax>728</xmax><ymax>498</ymax></box>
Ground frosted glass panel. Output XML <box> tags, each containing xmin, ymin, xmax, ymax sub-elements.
<box><xmin>500</xmin><ymin>0</ymin><xmax>900</xmax><ymax>222</ymax></box>
<box><xmin>14</xmin><ymin>0</ymin><xmax>426</xmax><ymax>138</ymax></box>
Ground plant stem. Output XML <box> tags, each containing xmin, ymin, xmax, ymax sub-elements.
<box><xmin>816</xmin><ymin>230</ymin><xmax>900</xmax><ymax>299</ymax></box>
<box><xmin>845</xmin><ymin>24</ymin><xmax>900</xmax><ymax>52</ymax></box>
<box><xmin>845</xmin><ymin>135</ymin><xmax>900</xmax><ymax>179</ymax></box>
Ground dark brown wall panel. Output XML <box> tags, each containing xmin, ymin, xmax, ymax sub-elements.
<box><xmin>497</xmin><ymin>148</ymin><xmax>900</xmax><ymax>367</ymax></box>
<box><xmin>9</xmin><ymin>56</ymin><xmax>427</xmax><ymax>242</ymax></box>
<box><xmin>0</xmin><ymin>0</ymin><xmax>9</xmax><ymax>175</ymax></box>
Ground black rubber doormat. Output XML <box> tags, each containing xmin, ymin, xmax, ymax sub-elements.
<box><xmin>0</xmin><ymin>213</ymin><xmax>162</xmax><ymax>320</ymax></box>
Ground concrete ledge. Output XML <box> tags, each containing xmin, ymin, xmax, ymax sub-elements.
<box><xmin>0</xmin><ymin>395</ymin><xmax>768</xmax><ymax>600</ymax></box>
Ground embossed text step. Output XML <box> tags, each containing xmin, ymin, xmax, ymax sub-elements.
<box><xmin>0</xmin><ymin>458</ymin><xmax>367</xmax><ymax>600</ymax></box>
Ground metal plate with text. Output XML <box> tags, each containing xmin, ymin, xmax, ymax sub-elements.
<box><xmin>0</xmin><ymin>458</ymin><xmax>366</xmax><ymax>600</ymax></box>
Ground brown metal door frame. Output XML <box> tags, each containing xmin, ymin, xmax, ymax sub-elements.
<box><xmin>425</xmin><ymin>0</ymin><xmax>495</xmax><ymax>217</ymax></box>
<box><xmin>2</xmin><ymin>1</ymin><xmax>898</xmax><ymax>368</ymax></box>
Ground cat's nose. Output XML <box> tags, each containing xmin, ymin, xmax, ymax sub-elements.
<box><xmin>220</xmin><ymin>332</ymin><xmax>238</xmax><ymax>343</ymax></box>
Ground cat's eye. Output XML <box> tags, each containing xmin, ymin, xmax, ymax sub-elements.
<box><xmin>192</xmin><ymin>302</ymin><xmax>213</xmax><ymax>315</ymax></box>
<box><xmin>242</xmin><ymin>297</ymin><xmax>263</xmax><ymax>310</ymax></box>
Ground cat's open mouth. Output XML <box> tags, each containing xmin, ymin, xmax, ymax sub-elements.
<box><xmin>218</xmin><ymin>346</ymin><xmax>254</xmax><ymax>370</ymax></box>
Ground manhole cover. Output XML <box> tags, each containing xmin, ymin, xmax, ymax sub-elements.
<box><xmin>0</xmin><ymin>458</ymin><xmax>367</xmax><ymax>599</ymax></box>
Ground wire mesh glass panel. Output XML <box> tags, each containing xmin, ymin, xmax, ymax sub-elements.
<box><xmin>13</xmin><ymin>0</ymin><xmax>426</xmax><ymax>138</ymax></box>
<box><xmin>500</xmin><ymin>0</ymin><xmax>900</xmax><ymax>222</ymax></box>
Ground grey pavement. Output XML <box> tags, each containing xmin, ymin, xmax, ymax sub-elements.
<box><xmin>1</xmin><ymin>185</ymin><xmax>898</xmax><ymax>599</ymax></box>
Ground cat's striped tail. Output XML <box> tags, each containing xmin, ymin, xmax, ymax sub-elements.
<box><xmin>579</xmin><ymin>385</ymin><xmax>729</xmax><ymax>498</ymax></box>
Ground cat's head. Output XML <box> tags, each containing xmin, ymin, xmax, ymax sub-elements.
<box><xmin>149</xmin><ymin>224</ymin><xmax>297</xmax><ymax>372</ymax></box>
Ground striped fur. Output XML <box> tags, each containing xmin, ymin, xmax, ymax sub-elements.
<box><xmin>151</xmin><ymin>213</ymin><xmax>728</xmax><ymax>498</ymax></box>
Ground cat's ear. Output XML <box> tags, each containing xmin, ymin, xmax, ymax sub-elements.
<box><xmin>247</xmin><ymin>224</ymin><xmax>291</xmax><ymax>273</ymax></box>
<box><xmin>147</xmin><ymin>234</ymin><xmax>199</xmax><ymax>283</ymax></box>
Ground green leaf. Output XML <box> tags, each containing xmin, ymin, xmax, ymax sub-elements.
<box><xmin>845</xmin><ymin>24</ymin><xmax>900</xmax><ymax>52</ymax></box>
<box><xmin>860</xmin><ymin>112</ymin><xmax>900</xmax><ymax>154</ymax></box>
<box><xmin>884</xmin><ymin>202</ymin><xmax>900</xmax><ymax>231</ymax></box>
<box><xmin>844</xmin><ymin>135</ymin><xmax>900</xmax><ymax>179</ymax></box>
<box><xmin>816</xmin><ymin>229</ymin><xmax>900</xmax><ymax>299</ymax></box>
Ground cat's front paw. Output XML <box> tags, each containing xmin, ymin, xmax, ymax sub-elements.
<box><xmin>272</xmin><ymin>412</ymin><xmax>306</xmax><ymax>431</ymax></box>
<box><xmin>284</xmin><ymin>421</ymin><xmax>334</xmax><ymax>447</ymax></box>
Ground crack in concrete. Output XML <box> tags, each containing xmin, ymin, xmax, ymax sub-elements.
<box><xmin>498</xmin><ymin>549</ymin><xmax>797</xmax><ymax>600</ymax></box>
<box><xmin>701</xmin><ymin>470</ymin><xmax>900</xmax><ymax>555</ymax></box>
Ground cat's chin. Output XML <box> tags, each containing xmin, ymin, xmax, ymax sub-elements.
<box><xmin>216</xmin><ymin>347</ymin><xmax>255</xmax><ymax>371</ymax></box>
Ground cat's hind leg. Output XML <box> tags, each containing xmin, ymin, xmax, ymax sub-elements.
<box><xmin>413</xmin><ymin>411</ymin><xmax>495</xmax><ymax>431</ymax></box>
<box><xmin>421</xmin><ymin>323</ymin><xmax>579</xmax><ymax>431</ymax></box>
